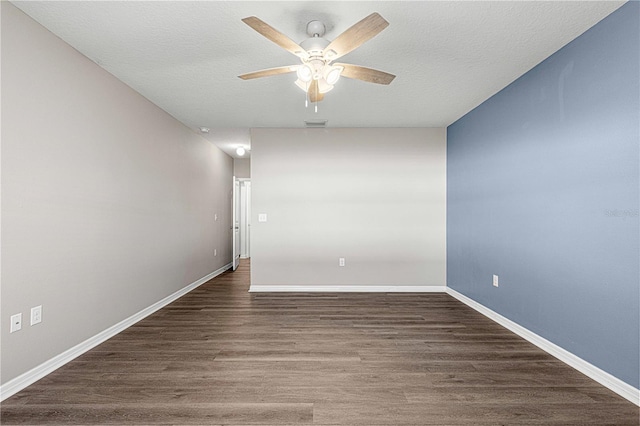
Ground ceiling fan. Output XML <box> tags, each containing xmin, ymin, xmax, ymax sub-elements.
<box><xmin>238</xmin><ymin>13</ymin><xmax>395</xmax><ymax>103</ymax></box>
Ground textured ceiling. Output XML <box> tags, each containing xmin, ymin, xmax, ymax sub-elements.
<box><xmin>11</xmin><ymin>1</ymin><xmax>625</xmax><ymax>157</ymax></box>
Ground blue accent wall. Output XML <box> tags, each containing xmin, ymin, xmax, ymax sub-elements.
<box><xmin>447</xmin><ymin>2</ymin><xmax>639</xmax><ymax>388</ymax></box>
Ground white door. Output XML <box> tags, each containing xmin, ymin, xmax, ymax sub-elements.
<box><xmin>232</xmin><ymin>177</ymin><xmax>241</xmax><ymax>271</ymax></box>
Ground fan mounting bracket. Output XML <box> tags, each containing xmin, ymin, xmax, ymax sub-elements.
<box><xmin>306</xmin><ymin>20</ymin><xmax>326</xmax><ymax>38</ymax></box>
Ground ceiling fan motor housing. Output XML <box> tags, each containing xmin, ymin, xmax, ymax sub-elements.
<box><xmin>300</xmin><ymin>36</ymin><xmax>330</xmax><ymax>57</ymax></box>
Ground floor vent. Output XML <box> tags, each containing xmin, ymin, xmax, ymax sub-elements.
<box><xmin>304</xmin><ymin>119</ymin><xmax>328</xmax><ymax>128</ymax></box>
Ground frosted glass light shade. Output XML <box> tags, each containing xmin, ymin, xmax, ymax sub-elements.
<box><xmin>296</xmin><ymin>64</ymin><xmax>313</xmax><ymax>83</ymax></box>
<box><xmin>324</xmin><ymin>65</ymin><xmax>343</xmax><ymax>85</ymax></box>
<box><xmin>318</xmin><ymin>78</ymin><xmax>334</xmax><ymax>94</ymax></box>
<box><xmin>295</xmin><ymin>79</ymin><xmax>309</xmax><ymax>92</ymax></box>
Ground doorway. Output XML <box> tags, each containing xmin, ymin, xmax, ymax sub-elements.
<box><xmin>232</xmin><ymin>178</ymin><xmax>251</xmax><ymax>271</ymax></box>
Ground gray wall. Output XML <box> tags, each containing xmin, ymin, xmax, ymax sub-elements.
<box><xmin>1</xmin><ymin>2</ymin><xmax>233</xmax><ymax>384</ymax></box>
<box><xmin>251</xmin><ymin>128</ymin><xmax>446</xmax><ymax>287</ymax></box>
<box><xmin>447</xmin><ymin>2</ymin><xmax>639</xmax><ymax>388</ymax></box>
<box><xmin>234</xmin><ymin>158</ymin><xmax>251</xmax><ymax>178</ymax></box>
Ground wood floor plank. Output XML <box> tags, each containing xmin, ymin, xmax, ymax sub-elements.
<box><xmin>1</xmin><ymin>259</ymin><xmax>637</xmax><ymax>425</ymax></box>
<box><xmin>1</xmin><ymin>403</ymin><xmax>313</xmax><ymax>425</ymax></box>
<box><xmin>312</xmin><ymin>402</ymin><xmax>639</xmax><ymax>425</ymax></box>
<box><xmin>402</xmin><ymin>385</ymin><xmax>600</xmax><ymax>404</ymax></box>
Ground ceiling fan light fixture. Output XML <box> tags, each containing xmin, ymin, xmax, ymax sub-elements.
<box><xmin>318</xmin><ymin>78</ymin><xmax>334</xmax><ymax>94</ymax></box>
<box><xmin>296</xmin><ymin>64</ymin><xmax>313</xmax><ymax>82</ymax></box>
<box><xmin>295</xmin><ymin>78</ymin><xmax>309</xmax><ymax>92</ymax></box>
<box><xmin>324</xmin><ymin>65</ymin><xmax>343</xmax><ymax>85</ymax></box>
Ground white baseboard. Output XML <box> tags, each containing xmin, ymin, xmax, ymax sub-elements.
<box><xmin>249</xmin><ymin>285</ymin><xmax>447</xmax><ymax>293</ymax></box>
<box><xmin>0</xmin><ymin>262</ymin><xmax>232</xmax><ymax>402</ymax></box>
<box><xmin>446</xmin><ymin>288</ymin><xmax>640</xmax><ymax>406</ymax></box>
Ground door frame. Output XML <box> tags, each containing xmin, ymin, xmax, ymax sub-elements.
<box><xmin>232</xmin><ymin>176</ymin><xmax>241</xmax><ymax>271</ymax></box>
<box><xmin>239</xmin><ymin>179</ymin><xmax>251</xmax><ymax>259</ymax></box>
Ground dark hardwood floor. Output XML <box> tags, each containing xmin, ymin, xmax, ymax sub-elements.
<box><xmin>2</xmin><ymin>259</ymin><xmax>638</xmax><ymax>425</ymax></box>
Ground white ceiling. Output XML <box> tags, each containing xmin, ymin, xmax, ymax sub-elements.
<box><xmin>12</xmin><ymin>1</ymin><xmax>625</xmax><ymax>158</ymax></box>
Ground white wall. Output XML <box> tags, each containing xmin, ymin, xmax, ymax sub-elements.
<box><xmin>251</xmin><ymin>128</ymin><xmax>446</xmax><ymax>288</ymax></box>
<box><xmin>1</xmin><ymin>3</ymin><xmax>233</xmax><ymax>385</ymax></box>
<box><xmin>234</xmin><ymin>158</ymin><xmax>251</xmax><ymax>178</ymax></box>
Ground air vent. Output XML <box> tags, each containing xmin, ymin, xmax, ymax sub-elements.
<box><xmin>304</xmin><ymin>119</ymin><xmax>328</xmax><ymax>128</ymax></box>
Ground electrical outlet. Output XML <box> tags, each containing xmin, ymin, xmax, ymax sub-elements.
<box><xmin>493</xmin><ymin>274</ymin><xmax>499</xmax><ymax>287</ymax></box>
<box><xmin>10</xmin><ymin>313</ymin><xmax>22</xmax><ymax>333</ymax></box>
<box><xmin>339</xmin><ymin>258</ymin><xmax>345</xmax><ymax>267</ymax></box>
<box><xmin>31</xmin><ymin>305</ymin><xmax>42</xmax><ymax>325</ymax></box>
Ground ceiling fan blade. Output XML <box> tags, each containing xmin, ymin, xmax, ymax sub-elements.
<box><xmin>324</xmin><ymin>13</ymin><xmax>389</xmax><ymax>60</ymax></box>
<box><xmin>336</xmin><ymin>63</ymin><xmax>395</xmax><ymax>85</ymax></box>
<box><xmin>308</xmin><ymin>80</ymin><xmax>325</xmax><ymax>102</ymax></box>
<box><xmin>238</xmin><ymin>66</ymin><xmax>296</xmax><ymax>80</ymax></box>
<box><xmin>242</xmin><ymin>16</ymin><xmax>308</xmax><ymax>59</ymax></box>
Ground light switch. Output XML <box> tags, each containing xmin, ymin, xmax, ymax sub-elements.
<box><xmin>258</xmin><ymin>213</ymin><xmax>268</xmax><ymax>223</ymax></box>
